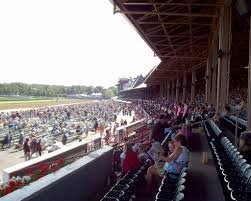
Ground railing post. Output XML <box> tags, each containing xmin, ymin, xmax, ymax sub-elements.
<box><xmin>235</xmin><ymin>112</ymin><xmax>239</xmax><ymax>147</ymax></box>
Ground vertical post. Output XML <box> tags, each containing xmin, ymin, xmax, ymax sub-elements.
<box><xmin>166</xmin><ymin>81</ymin><xmax>168</xmax><ymax>99</ymax></box>
<box><xmin>167</xmin><ymin>82</ymin><xmax>170</xmax><ymax>100</ymax></box>
<box><xmin>176</xmin><ymin>76</ymin><xmax>180</xmax><ymax>101</ymax></box>
<box><xmin>164</xmin><ymin>82</ymin><xmax>166</xmax><ymax>98</ymax></box>
<box><xmin>216</xmin><ymin>10</ymin><xmax>223</xmax><ymax>112</ymax></box>
<box><xmin>235</xmin><ymin>112</ymin><xmax>239</xmax><ymax>147</ymax></box>
<box><xmin>217</xmin><ymin>6</ymin><xmax>231</xmax><ymax>112</ymax></box>
<box><xmin>205</xmin><ymin>55</ymin><xmax>212</xmax><ymax>104</ymax></box>
<box><xmin>191</xmin><ymin>71</ymin><xmax>196</xmax><ymax>102</ymax></box>
<box><xmin>211</xmin><ymin>36</ymin><xmax>218</xmax><ymax>108</ymax></box>
<box><xmin>183</xmin><ymin>72</ymin><xmax>187</xmax><ymax>101</ymax></box>
<box><xmin>247</xmin><ymin>14</ymin><xmax>251</xmax><ymax>130</ymax></box>
<box><xmin>172</xmin><ymin>79</ymin><xmax>176</xmax><ymax>101</ymax></box>
<box><xmin>159</xmin><ymin>84</ymin><xmax>162</xmax><ymax>97</ymax></box>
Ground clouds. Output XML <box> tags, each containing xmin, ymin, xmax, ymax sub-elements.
<box><xmin>0</xmin><ymin>0</ymin><xmax>160</xmax><ymax>87</ymax></box>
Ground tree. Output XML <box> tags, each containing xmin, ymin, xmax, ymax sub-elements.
<box><xmin>0</xmin><ymin>82</ymin><xmax>117</xmax><ymax>98</ymax></box>
<box><xmin>102</xmin><ymin>89</ymin><xmax>115</xmax><ymax>99</ymax></box>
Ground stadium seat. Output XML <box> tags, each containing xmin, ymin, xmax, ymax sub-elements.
<box><xmin>155</xmin><ymin>192</ymin><xmax>184</xmax><ymax>201</ymax></box>
<box><xmin>104</xmin><ymin>190</ymin><xmax>125</xmax><ymax>201</ymax></box>
<box><xmin>155</xmin><ymin>185</ymin><xmax>185</xmax><ymax>201</ymax></box>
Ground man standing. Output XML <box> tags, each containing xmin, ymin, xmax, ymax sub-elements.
<box><xmin>2</xmin><ymin>134</ymin><xmax>8</xmax><ymax>149</ymax></box>
<box><xmin>23</xmin><ymin>138</ymin><xmax>31</xmax><ymax>161</ymax></box>
<box><xmin>18</xmin><ymin>130</ymin><xmax>24</xmax><ymax>149</ymax></box>
<box><xmin>182</xmin><ymin>101</ymin><xmax>189</xmax><ymax>122</ymax></box>
<box><xmin>149</xmin><ymin>114</ymin><xmax>166</xmax><ymax>143</ymax></box>
<box><xmin>7</xmin><ymin>131</ymin><xmax>12</xmax><ymax>148</ymax></box>
<box><xmin>62</xmin><ymin>133</ymin><xmax>68</xmax><ymax>145</ymax></box>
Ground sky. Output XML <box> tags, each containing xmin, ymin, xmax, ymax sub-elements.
<box><xmin>0</xmin><ymin>0</ymin><xmax>160</xmax><ymax>88</ymax></box>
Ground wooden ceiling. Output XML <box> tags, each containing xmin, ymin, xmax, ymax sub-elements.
<box><xmin>112</xmin><ymin>0</ymin><xmax>224</xmax><ymax>84</ymax></box>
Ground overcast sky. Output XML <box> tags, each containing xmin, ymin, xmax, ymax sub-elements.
<box><xmin>0</xmin><ymin>0</ymin><xmax>160</xmax><ymax>88</ymax></box>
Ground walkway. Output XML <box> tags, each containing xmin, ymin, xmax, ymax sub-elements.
<box><xmin>184</xmin><ymin>127</ymin><xmax>225</xmax><ymax>201</ymax></box>
<box><xmin>0</xmin><ymin>132</ymin><xmax>100</xmax><ymax>182</ymax></box>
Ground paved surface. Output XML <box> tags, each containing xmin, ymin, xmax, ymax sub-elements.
<box><xmin>184</xmin><ymin>128</ymin><xmax>225</xmax><ymax>201</ymax></box>
<box><xmin>0</xmin><ymin>111</ymin><xmax>135</xmax><ymax>183</ymax></box>
<box><xmin>0</xmin><ymin>132</ymin><xmax>101</xmax><ymax>182</ymax></box>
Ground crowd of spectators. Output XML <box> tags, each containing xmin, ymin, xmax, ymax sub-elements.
<box><xmin>0</xmin><ymin>100</ymin><xmax>147</xmax><ymax>161</ymax></box>
<box><xmin>115</xmin><ymin>94</ymin><xmax>250</xmax><ymax>190</ymax></box>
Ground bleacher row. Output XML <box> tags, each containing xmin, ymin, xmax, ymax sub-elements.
<box><xmin>203</xmin><ymin>117</ymin><xmax>251</xmax><ymax>201</ymax></box>
<box><xmin>101</xmin><ymin>159</ymin><xmax>187</xmax><ymax>201</ymax></box>
<box><xmin>0</xmin><ymin>117</ymin><xmax>94</xmax><ymax>149</ymax></box>
<box><xmin>221</xmin><ymin>115</ymin><xmax>247</xmax><ymax>137</ymax></box>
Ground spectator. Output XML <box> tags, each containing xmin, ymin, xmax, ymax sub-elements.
<box><xmin>239</xmin><ymin>132</ymin><xmax>251</xmax><ymax>163</ymax></box>
<box><xmin>62</xmin><ymin>133</ymin><xmax>68</xmax><ymax>145</ymax></box>
<box><xmin>2</xmin><ymin>134</ymin><xmax>8</xmax><ymax>149</ymax></box>
<box><xmin>145</xmin><ymin>134</ymin><xmax>189</xmax><ymax>188</ymax></box>
<box><xmin>30</xmin><ymin>135</ymin><xmax>37</xmax><ymax>156</ymax></box>
<box><xmin>40</xmin><ymin>135</ymin><xmax>46</xmax><ymax>150</ymax></box>
<box><xmin>23</xmin><ymin>138</ymin><xmax>31</xmax><ymax>161</ymax></box>
<box><xmin>37</xmin><ymin>139</ymin><xmax>42</xmax><ymax>156</ymax></box>
<box><xmin>18</xmin><ymin>130</ymin><xmax>24</xmax><ymax>149</ymax></box>
<box><xmin>149</xmin><ymin>114</ymin><xmax>166</xmax><ymax>143</ymax></box>
<box><xmin>122</xmin><ymin>143</ymin><xmax>140</xmax><ymax>174</ymax></box>
<box><xmin>7</xmin><ymin>131</ymin><xmax>12</xmax><ymax>148</ymax></box>
<box><xmin>104</xmin><ymin>129</ymin><xmax>110</xmax><ymax>145</ymax></box>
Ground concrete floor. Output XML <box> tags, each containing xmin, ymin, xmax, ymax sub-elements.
<box><xmin>184</xmin><ymin>128</ymin><xmax>225</xmax><ymax>201</ymax></box>
<box><xmin>0</xmin><ymin>111</ymin><xmax>135</xmax><ymax>183</ymax></box>
<box><xmin>0</xmin><ymin>132</ymin><xmax>101</xmax><ymax>182</ymax></box>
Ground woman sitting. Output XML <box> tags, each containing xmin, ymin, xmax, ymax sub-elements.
<box><xmin>145</xmin><ymin>134</ymin><xmax>188</xmax><ymax>188</ymax></box>
<box><xmin>121</xmin><ymin>143</ymin><xmax>140</xmax><ymax>174</ymax></box>
<box><xmin>239</xmin><ymin>131</ymin><xmax>251</xmax><ymax>163</ymax></box>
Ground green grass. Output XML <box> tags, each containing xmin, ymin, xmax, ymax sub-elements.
<box><xmin>0</xmin><ymin>96</ymin><xmax>92</xmax><ymax>110</ymax></box>
<box><xmin>0</xmin><ymin>96</ymin><xmax>47</xmax><ymax>102</ymax></box>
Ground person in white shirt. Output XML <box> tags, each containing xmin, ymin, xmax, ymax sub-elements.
<box><xmin>182</xmin><ymin>101</ymin><xmax>189</xmax><ymax>122</ymax></box>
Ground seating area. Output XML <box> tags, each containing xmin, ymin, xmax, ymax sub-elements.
<box><xmin>101</xmin><ymin>160</ymin><xmax>187</xmax><ymax>201</ymax></box>
<box><xmin>204</xmin><ymin>119</ymin><xmax>251</xmax><ymax>201</ymax></box>
<box><xmin>154</xmin><ymin>168</ymin><xmax>187</xmax><ymax>201</ymax></box>
<box><xmin>101</xmin><ymin>160</ymin><xmax>151</xmax><ymax>201</ymax></box>
<box><xmin>220</xmin><ymin>115</ymin><xmax>246</xmax><ymax>137</ymax></box>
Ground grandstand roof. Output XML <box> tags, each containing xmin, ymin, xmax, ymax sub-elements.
<box><xmin>112</xmin><ymin>0</ymin><xmax>227</xmax><ymax>84</ymax></box>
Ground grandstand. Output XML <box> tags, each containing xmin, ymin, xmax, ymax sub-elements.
<box><xmin>1</xmin><ymin>1</ymin><xmax>251</xmax><ymax>201</ymax></box>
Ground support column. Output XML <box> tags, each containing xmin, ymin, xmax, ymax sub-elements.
<box><xmin>165</xmin><ymin>81</ymin><xmax>168</xmax><ymax>98</ymax></box>
<box><xmin>182</xmin><ymin>72</ymin><xmax>187</xmax><ymax>101</ymax></box>
<box><xmin>205</xmin><ymin>54</ymin><xmax>212</xmax><ymax>103</ymax></box>
<box><xmin>159</xmin><ymin>84</ymin><xmax>162</xmax><ymax>97</ymax></box>
<box><xmin>164</xmin><ymin>82</ymin><xmax>166</xmax><ymax>98</ymax></box>
<box><xmin>167</xmin><ymin>82</ymin><xmax>170</xmax><ymax>100</ymax></box>
<box><xmin>191</xmin><ymin>71</ymin><xmax>196</xmax><ymax>102</ymax></box>
<box><xmin>216</xmin><ymin>6</ymin><xmax>231</xmax><ymax>112</ymax></box>
<box><xmin>176</xmin><ymin>76</ymin><xmax>180</xmax><ymax>101</ymax></box>
<box><xmin>172</xmin><ymin>80</ymin><xmax>176</xmax><ymax>100</ymax></box>
<box><xmin>211</xmin><ymin>36</ymin><xmax>218</xmax><ymax>107</ymax></box>
<box><xmin>247</xmin><ymin>15</ymin><xmax>251</xmax><ymax>130</ymax></box>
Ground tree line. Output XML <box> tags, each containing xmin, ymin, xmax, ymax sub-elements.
<box><xmin>0</xmin><ymin>83</ymin><xmax>117</xmax><ymax>99</ymax></box>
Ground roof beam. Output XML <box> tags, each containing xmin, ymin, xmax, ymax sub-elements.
<box><xmin>156</xmin><ymin>69</ymin><xmax>187</xmax><ymax>73</ymax></box>
<box><xmin>122</xmin><ymin>2</ymin><xmax>223</xmax><ymax>7</ymax></box>
<box><xmin>159</xmin><ymin>55</ymin><xmax>207</xmax><ymax>59</ymax></box>
<box><xmin>157</xmin><ymin>44</ymin><xmax>208</xmax><ymax>48</ymax></box>
<box><xmin>148</xmin><ymin>34</ymin><xmax>209</xmax><ymax>38</ymax></box>
<box><xmin>115</xmin><ymin>10</ymin><xmax>218</xmax><ymax>18</ymax></box>
<box><xmin>152</xmin><ymin>3</ymin><xmax>175</xmax><ymax>56</ymax></box>
<box><xmin>137</xmin><ymin>21</ymin><xmax>213</xmax><ymax>26</ymax></box>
